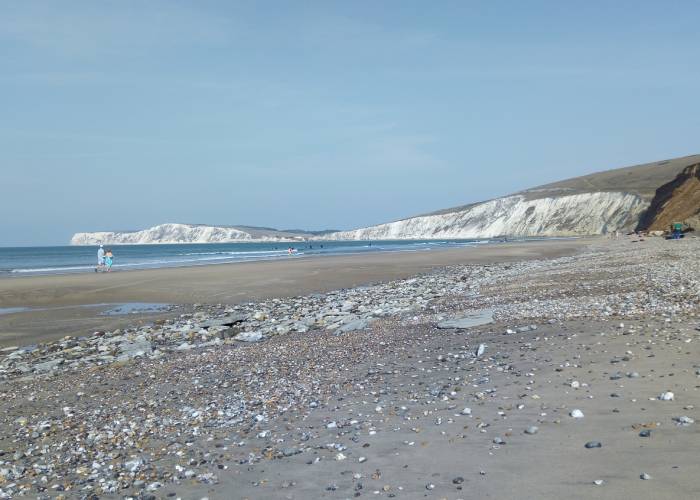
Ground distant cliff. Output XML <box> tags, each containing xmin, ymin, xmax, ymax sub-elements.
<box><xmin>70</xmin><ymin>223</ymin><xmax>311</xmax><ymax>245</ymax></box>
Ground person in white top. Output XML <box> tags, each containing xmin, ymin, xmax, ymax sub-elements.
<box><xmin>96</xmin><ymin>245</ymin><xmax>105</xmax><ymax>272</ymax></box>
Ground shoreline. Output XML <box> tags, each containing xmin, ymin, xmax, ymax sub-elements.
<box><xmin>0</xmin><ymin>239</ymin><xmax>592</xmax><ymax>348</ymax></box>
<box><xmin>0</xmin><ymin>237</ymin><xmax>571</xmax><ymax>278</ymax></box>
<box><xmin>0</xmin><ymin>239</ymin><xmax>592</xmax><ymax>307</ymax></box>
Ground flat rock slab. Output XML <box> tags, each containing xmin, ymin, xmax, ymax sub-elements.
<box><xmin>201</xmin><ymin>314</ymin><xmax>248</xmax><ymax>329</ymax></box>
<box><xmin>117</xmin><ymin>338</ymin><xmax>153</xmax><ymax>360</ymax></box>
<box><xmin>235</xmin><ymin>331</ymin><xmax>263</xmax><ymax>342</ymax></box>
<box><xmin>437</xmin><ymin>309</ymin><xmax>494</xmax><ymax>329</ymax></box>
<box><xmin>33</xmin><ymin>359</ymin><xmax>64</xmax><ymax>373</ymax></box>
<box><xmin>337</xmin><ymin>318</ymin><xmax>373</xmax><ymax>334</ymax></box>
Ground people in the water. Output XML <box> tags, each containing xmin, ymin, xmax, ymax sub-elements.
<box><xmin>95</xmin><ymin>245</ymin><xmax>114</xmax><ymax>272</ymax></box>
<box><xmin>105</xmin><ymin>249</ymin><xmax>114</xmax><ymax>271</ymax></box>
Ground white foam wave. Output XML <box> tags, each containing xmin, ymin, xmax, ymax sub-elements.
<box><xmin>12</xmin><ymin>265</ymin><xmax>96</xmax><ymax>273</ymax></box>
<box><xmin>182</xmin><ymin>250</ymin><xmax>290</xmax><ymax>256</ymax></box>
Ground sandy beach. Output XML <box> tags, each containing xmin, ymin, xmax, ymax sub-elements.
<box><xmin>1</xmin><ymin>236</ymin><xmax>699</xmax><ymax>500</ymax></box>
<box><xmin>0</xmin><ymin>239</ymin><xmax>588</xmax><ymax>347</ymax></box>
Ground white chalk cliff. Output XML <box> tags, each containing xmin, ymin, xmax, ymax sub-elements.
<box><xmin>324</xmin><ymin>155</ymin><xmax>700</xmax><ymax>240</ymax></box>
<box><xmin>70</xmin><ymin>155</ymin><xmax>700</xmax><ymax>244</ymax></box>
<box><xmin>70</xmin><ymin>223</ymin><xmax>305</xmax><ymax>245</ymax></box>
<box><xmin>324</xmin><ymin>192</ymin><xmax>647</xmax><ymax>240</ymax></box>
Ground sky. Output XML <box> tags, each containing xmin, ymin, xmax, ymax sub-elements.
<box><xmin>1</xmin><ymin>1</ymin><xmax>699</xmax><ymax>246</ymax></box>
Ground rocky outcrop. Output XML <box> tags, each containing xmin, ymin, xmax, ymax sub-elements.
<box><xmin>637</xmin><ymin>163</ymin><xmax>700</xmax><ymax>232</ymax></box>
<box><xmin>325</xmin><ymin>192</ymin><xmax>647</xmax><ymax>240</ymax></box>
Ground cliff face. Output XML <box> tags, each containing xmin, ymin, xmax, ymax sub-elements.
<box><xmin>70</xmin><ymin>223</ymin><xmax>304</xmax><ymax>245</ymax></box>
<box><xmin>637</xmin><ymin>163</ymin><xmax>700</xmax><ymax>232</ymax></box>
<box><xmin>70</xmin><ymin>155</ymin><xmax>700</xmax><ymax>244</ymax></box>
<box><xmin>325</xmin><ymin>192</ymin><xmax>646</xmax><ymax>240</ymax></box>
<box><xmin>324</xmin><ymin>155</ymin><xmax>700</xmax><ymax>240</ymax></box>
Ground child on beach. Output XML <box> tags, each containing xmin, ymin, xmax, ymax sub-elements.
<box><xmin>105</xmin><ymin>249</ymin><xmax>114</xmax><ymax>272</ymax></box>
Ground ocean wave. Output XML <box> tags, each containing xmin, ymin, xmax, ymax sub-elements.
<box><xmin>10</xmin><ymin>251</ymin><xmax>303</xmax><ymax>274</ymax></box>
<box><xmin>181</xmin><ymin>250</ymin><xmax>290</xmax><ymax>256</ymax></box>
<box><xmin>12</xmin><ymin>265</ymin><xmax>97</xmax><ymax>273</ymax></box>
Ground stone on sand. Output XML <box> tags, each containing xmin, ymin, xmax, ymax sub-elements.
<box><xmin>437</xmin><ymin>309</ymin><xmax>494</xmax><ymax>329</ymax></box>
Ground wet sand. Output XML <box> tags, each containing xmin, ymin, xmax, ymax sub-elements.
<box><xmin>0</xmin><ymin>239</ymin><xmax>590</xmax><ymax>347</ymax></box>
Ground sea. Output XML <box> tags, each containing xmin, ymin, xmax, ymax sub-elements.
<box><xmin>0</xmin><ymin>239</ymin><xmax>506</xmax><ymax>276</ymax></box>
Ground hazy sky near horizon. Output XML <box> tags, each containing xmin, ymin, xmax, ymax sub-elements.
<box><xmin>2</xmin><ymin>1</ymin><xmax>699</xmax><ymax>246</ymax></box>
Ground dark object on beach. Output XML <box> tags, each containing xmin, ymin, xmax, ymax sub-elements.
<box><xmin>665</xmin><ymin>223</ymin><xmax>686</xmax><ymax>239</ymax></box>
<box><xmin>585</xmin><ymin>441</ymin><xmax>602</xmax><ymax>448</ymax></box>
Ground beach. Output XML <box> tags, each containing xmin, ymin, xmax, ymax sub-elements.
<box><xmin>1</xmin><ymin>236</ymin><xmax>699</xmax><ymax>499</ymax></box>
<box><xmin>0</xmin><ymin>239</ymin><xmax>587</xmax><ymax>348</ymax></box>
<box><xmin>4</xmin><ymin>1</ymin><xmax>699</xmax><ymax>498</ymax></box>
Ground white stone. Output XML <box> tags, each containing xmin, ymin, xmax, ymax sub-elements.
<box><xmin>235</xmin><ymin>331</ymin><xmax>263</xmax><ymax>342</ymax></box>
<box><xmin>659</xmin><ymin>391</ymin><xmax>675</xmax><ymax>401</ymax></box>
<box><xmin>674</xmin><ymin>416</ymin><xmax>694</xmax><ymax>425</ymax></box>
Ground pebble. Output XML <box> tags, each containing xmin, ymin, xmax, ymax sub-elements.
<box><xmin>673</xmin><ymin>416</ymin><xmax>694</xmax><ymax>425</ymax></box>
<box><xmin>659</xmin><ymin>391</ymin><xmax>675</xmax><ymax>401</ymax></box>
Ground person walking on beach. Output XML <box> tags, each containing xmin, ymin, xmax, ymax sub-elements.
<box><xmin>96</xmin><ymin>245</ymin><xmax>105</xmax><ymax>272</ymax></box>
<box><xmin>105</xmin><ymin>249</ymin><xmax>114</xmax><ymax>272</ymax></box>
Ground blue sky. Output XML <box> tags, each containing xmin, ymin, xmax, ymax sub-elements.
<box><xmin>1</xmin><ymin>1</ymin><xmax>699</xmax><ymax>246</ymax></box>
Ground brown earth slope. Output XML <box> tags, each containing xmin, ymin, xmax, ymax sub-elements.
<box><xmin>423</xmin><ymin>154</ymin><xmax>700</xmax><ymax>217</ymax></box>
<box><xmin>520</xmin><ymin>154</ymin><xmax>700</xmax><ymax>201</ymax></box>
<box><xmin>637</xmin><ymin>162</ymin><xmax>700</xmax><ymax>231</ymax></box>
